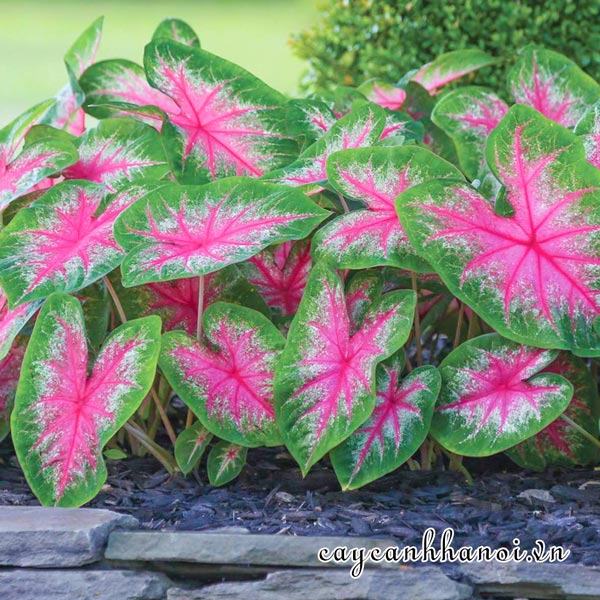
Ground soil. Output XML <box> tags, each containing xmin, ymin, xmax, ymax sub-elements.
<box><xmin>1</xmin><ymin>443</ymin><xmax>599</xmax><ymax>567</ymax></box>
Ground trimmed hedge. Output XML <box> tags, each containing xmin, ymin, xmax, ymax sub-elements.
<box><xmin>292</xmin><ymin>0</ymin><xmax>600</xmax><ymax>90</ymax></box>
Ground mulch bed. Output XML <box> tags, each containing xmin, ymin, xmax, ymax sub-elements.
<box><xmin>1</xmin><ymin>443</ymin><xmax>599</xmax><ymax>567</ymax></box>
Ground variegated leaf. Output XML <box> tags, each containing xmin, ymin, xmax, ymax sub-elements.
<box><xmin>0</xmin><ymin>338</ymin><xmax>26</xmax><ymax>441</ymax></box>
<box><xmin>63</xmin><ymin>118</ymin><xmax>169</xmax><ymax>191</ymax></box>
<box><xmin>11</xmin><ymin>293</ymin><xmax>161</xmax><ymax>506</ymax></box>
<box><xmin>80</xmin><ymin>58</ymin><xmax>175</xmax><ymax>127</ymax></box>
<box><xmin>345</xmin><ymin>269</ymin><xmax>383</xmax><ymax>331</ymax></box>
<box><xmin>331</xmin><ymin>361</ymin><xmax>440</xmax><ymax>490</ymax></box>
<box><xmin>284</xmin><ymin>98</ymin><xmax>337</xmax><ymax>148</ymax></box>
<box><xmin>506</xmin><ymin>353</ymin><xmax>600</xmax><ymax>469</ymax></box>
<box><xmin>274</xmin><ymin>262</ymin><xmax>416</xmax><ymax>474</ymax></box>
<box><xmin>152</xmin><ymin>18</ymin><xmax>200</xmax><ymax>47</ymax></box>
<box><xmin>144</xmin><ymin>40</ymin><xmax>295</xmax><ymax>182</ymax></box>
<box><xmin>508</xmin><ymin>46</ymin><xmax>600</xmax><ymax>128</ymax></box>
<box><xmin>431</xmin><ymin>86</ymin><xmax>508</xmax><ymax>180</ymax></box>
<box><xmin>411</xmin><ymin>49</ymin><xmax>496</xmax><ymax>94</ymax></box>
<box><xmin>359</xmin><ymin>80</ymin><xmax>406</xmax><ymax>111</ymax></box>
<box><xmin>43</xmin><ymin>17</ymin><xmax>104</xmax><ymax>135</ymax></box>
<box><xmin>242</xmin><ymin>240</ymin><xmax>312</xmax><ymax>318</ymax></box>
<box><xmin>397</xmin><ymin>105</ymin><xmax>600</xmax><ymax>355</ymax></box>
<box><xmin>207</xmin><ymin>440</ymin><xmax>247</xmax><ymax>486</ymax></box>
<box><xmin>312</xmin><ymin>146</ymin><xmax>461</xmax><ymax>270</ymax></box>
<box><xmin>266</xmin><ymin>103</ymin><xmax>386</xmax><ymax>193</ymax></box>
<box><xmin>0</xmin><ymin>102</ymin><xmax>78</xmax><ymax>211</ymax></box>
<box><xmin>115</xmin><ymin>178</ymin><xmax>328</xmax><ymax>287</ymax></box>
<box><xmin>575</xmin><ymin>101</ymin><xmax>600</xmax><ymax>169</ymax></box>
<box><xmin>175</xmin><ymin>421</ymin><xmax>212</xmax><ymax>475</ymax></box>
<box><xmin>430</xmin><ymin>334</ymin><xmax>573</xmax><ymax>456</ymax></box>
<box><xmin>0</xmin><ymin>181</ymin><xmax>154</xmax><ymax>307</ymax></box>
<box><xmin>116</xmin><ymin>265</ymin><xmax>267</xmax><ymax>335</ymax></box>
<box><xmin>0</xmin><ymin>289</ymin><xmax>40</xmax><ymax>360</ymax></box>
<box><xmin>160</xmin><ymin>302</ymin><xmax>285</xmax><ymax>447</ymax></box>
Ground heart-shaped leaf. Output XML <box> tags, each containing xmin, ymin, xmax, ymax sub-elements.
<box><xmin>80</xmin><ymin>58</ymin><xmax>175</xmax><ymax>127</ymax></box>
<box><xmin>116</xmin><ymin>265</ymin><xmax>267</xmax><ymax>335</ymax></box>
<box><xmin>359</xmin><ymin>80</ymin><xmax>407</xmax><ymax>111</ymax></box>
<box><xmin>0</xmin><ymin>290</ymin><xmax>40</xmax><ymax>360</ymax></box>
<box><xmin>63</xmin><ymin>118</ymin><xmax>169</xmax><ymax>191</ymax></box>
<box><xmin>506</xmin><ymin>352</ymin><xmax>600</xmax><ymax>469</ymax></box>
<box><xmin>152</xmin><ymin>18</ymin><xmax>200</xmax><ymax>47</ymax></box>
<box><xmin>0</xmin><ymin>181</ymin><xmax>154</xmax><ymax>307</ymax></box>
<box><xmin>115</xmin><ymin>178</ymin><xmax>328</xmax><ymax>287</ymax></box>
<box><xmin>397</xmin><ymin>105</ymin><xmax>600</xmax><ymax>354</ymax></box>
<box><xmin>0</xmin><ymin>103</ymin><xmax>78</xmax><ymax>210</ymax></box>
<box><xmin>242</xmin><ymin>240</ymin><xmax>312</xmax><ymax>318</ymax></box>
<box><xmin>160</xmin><ymin>302</ymin><xmax>285</xmax><ymax>447</ymax></box>
<box><xmin>175</xmin><ymin>421</ymin><xmax>212</xmax><ymax>475</ymax></box>
<box><xmin>431</xmin><ymin>87</ymin><xmax>508</xmax><ymax>180</ymax></box>
<box><xmin>207</xmin><ymin>440</ymin><xmax>247</xmax><ymax>486</ymax></box>
<box><xmin>0</xmin><ymin>338</ymin><xmax>26</xmax><ymax>441</ymax></box>
<box><xmin>508</xmin><ymin>46</ymin><xmax>600</xmax><ymax>128</ymax></box>
<box><xmin>43</xmin><ymin>17</ymin><xmax>104</xmax><ymax>135</ymax></box>
<box><xmin>411</xmin><ymin>49</ymin><xmax>496</xmax><ymax>95</ymax></box>
<box><xmin>144</xmin><ymin>40</ymin><xmax>295</xmax><ymax>182</ymax></box>
<box><xmin>274</xmin><ymin>262</ymin><xmax>415</xmax><ymax>474</ymax></box>
<box><xmin>11</xmin><ymin>293</ymin><xmax>161</xmax><ymax>506</ymax></box>
<box><xmin>313</xmin><ymin>145</ymin><xmax>462</xmax><ymax>270</ymax></box>
<box><xmin>266</xmin><ymin>103</ymin><xmax>386</xmax><ymax>193</ymax></box>
<box><xmin>430</xmin><ymin>334</ymin><xmax>573</xmax><ymax>456</ymax></box>
<box><xmin>575</xmin><ymin>101</ymin><xmax>600</xmax><ymax>169</ymax></box>
<box><xmin>331</xmin><ymin>360</ymin><xmax>440</xmax><ymax>490</ymax></box>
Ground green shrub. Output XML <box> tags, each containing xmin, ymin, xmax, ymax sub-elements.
<box><xmin>292</xmin><ymin>0</ymin><xmax>600</xmax><ymax>90</ymax></box>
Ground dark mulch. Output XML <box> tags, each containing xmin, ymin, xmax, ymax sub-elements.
<box><xmin>1</xmin><ymin>444</ymin><xmax>599</xmax><ymax>566</ymax></box>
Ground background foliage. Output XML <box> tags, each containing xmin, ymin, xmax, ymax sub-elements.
<box><xmin>292</xmin><ymin>0</ymin><xmax>600</xmax><ymax>91</ymax></box>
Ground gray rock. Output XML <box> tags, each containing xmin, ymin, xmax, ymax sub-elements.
<box><xmin>0</xmin><ymin>506</ymin><xmax>138</xmax><ymax>567</ymax></box>
<box><xmin>0</xmin><ymin>568</ymin><xmax>170</xmax><ymax>600</ymax></box>
<box><xmin>462</xmin><ymin>561</ymin><xmax>600</xmax><ymax>599</ymax></box>
<box><xmin>167</xmin><ymin>568</ymin><xmax>472</xmax><ymax>600</ymax></box>
<box><xmin>106</xmin><ymin>531</ymin><xmax>396</xmax><ymax>568</ymax></box>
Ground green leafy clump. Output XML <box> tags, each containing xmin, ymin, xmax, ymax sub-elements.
<box><xmin>291</xmin><ymin>0</ymin><xmax>600</xmax><ymax>92</ymax></box>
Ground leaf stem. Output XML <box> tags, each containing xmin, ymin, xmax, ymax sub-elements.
<box><xmin>410</xmin><ymin>272</ymin><xmax>423</xmax><ymax>366</ymax></box>
<box><xmin>560</xmin><ymin>414</ymin><xmax>600</xmax><ymax>450</ymax></box>
<box><xmin>104</xmin><ymin>276</ymin><xmax>127</xmax><ymax>325</ymax></box>
<box><xmin>337</xmin><ymin>192</ymin><xmax>350</xmax><ymax>213</ymax></box>
<box><xmin>453</xmin><ymin>302</ymin><xmax>465</xmax><ymax>348</ymax></box>
<box><xmin>187</xmin><ymin>275</ymin><xmax>206</xmax><ymax>428</ymax></box>
<box><xmin>123</xmin><ymin>422</ymin><xmax>177</xmax><ymax>474</ymax></box>
<box><xmin>151</xmin><ymin>387</ymin><xmax>177</xmax><ymax>446</ymax></box>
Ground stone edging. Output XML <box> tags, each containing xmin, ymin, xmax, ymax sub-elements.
<box><xmin>1</xmin><ymin>506</ymin><xmax>599</xmax><ymax>599</ymax></box>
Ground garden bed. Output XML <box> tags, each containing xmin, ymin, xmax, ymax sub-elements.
<box><xmin>2</xmin><ymin>446</ymin><xmax>599</xmax><ymax>567</ymax></box>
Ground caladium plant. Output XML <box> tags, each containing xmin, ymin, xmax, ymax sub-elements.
<box><xmin>115</xmin><ymin>178</ymin><xmax>328</xmax><ymax>287</ymax></box>
<box><xmin>11</xmin><ymin>293</ymin><xmax>161</xmax><ymax>506</ymax></box>
<box><xmin>430</xmin><ymin>334</ymin><xmax>573</xmax><ymax>456</ymax></box>
<box><xmin>0</xmin><ymin>181</ymin><xmax>154</xmax><ymax>307</ymax></box>
<box><xmin>506</xmin><ymin>352</ymin><xmax>600</xmax><ymax>470</ymax></box>
<box><xmin>312</xmin><ymin>145</ymin><xmax>462</xmax><ymax>270</ymax></box>
<box><xmin>397</xmin><ymin>105</ymin><xmax>600</xmax><ymax>355</ymax></box>
<box><xmin>160</xmin><ymin>302</ymin><xmax>285</xmax><ymax>447</ymax></box>
<box><xmin>62</xmin><ymin>118</ymin><xmax>169</xmax><ymax>191</ymax></box>
<box><xmin>0</xmin><ymin>102</ymin><xmax>78</xmax><ymax>211</ymax></box>
<box><xmin>274</xmin><ymin>262</ymin><xmax>416</xmax><ymax>474</ymax></box>
<box><xmin>2</xmin><ymin>18</ymin><xmax>600</xmax><ymax>505</ymax></box>
<box><xmin>330</xmin><ymin>360</ymin><xmax>440</xmax><ymax>490</ymax></box>
<box><xmin>508</xmin><ymin>46</ymin><xmax>600</xmax><ymax>128</ymax></box>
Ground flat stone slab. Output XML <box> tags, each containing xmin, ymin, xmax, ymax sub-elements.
<box><xmin>0</xmin><ymin>568</ymin><xmax>170</xmax><ymax>600</ymax></box>
<box><xmin>106</xmin><ymin>531</ymin><xmax>396</xmax><ymax>568</ymax></box>
<box><xmin>0</xmin><ymin>506</ymin><xmax>138</xmax><ymax>567</ymax></box>
<box><xmin>461</xmin><ymin>561</ymin><xmax>600</xmax><ymax>599</ymax></box>
<box><xmin>167</xmin><ymin>568</ymin><xmax>472</xmax><ymax>600</ymax></box>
